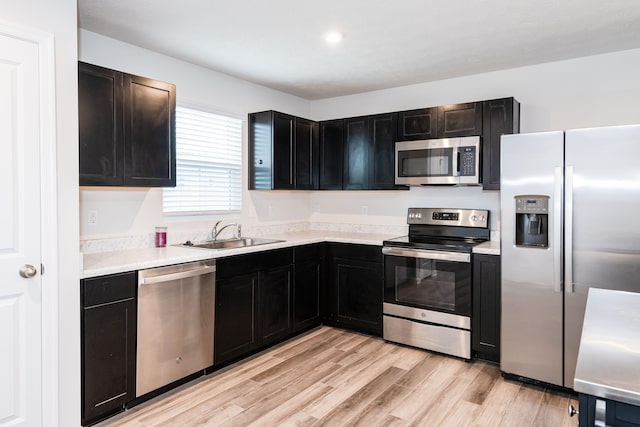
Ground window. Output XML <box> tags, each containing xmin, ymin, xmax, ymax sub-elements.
<box><xmin>163</xmin><ymin>106</ymin><xmax>242</xmax><ymax>215</ymax></box>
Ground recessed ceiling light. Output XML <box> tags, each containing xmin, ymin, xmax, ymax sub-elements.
<box><xmin>325</xmin><ymin>31</ymin><xmax>344</xmax><ymax>44</ymax></box>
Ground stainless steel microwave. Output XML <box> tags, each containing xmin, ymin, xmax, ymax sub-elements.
<box><xmin>395</xmin><ymin>136</ymin><xmax>481</xmax><ymax>185</ymax></box>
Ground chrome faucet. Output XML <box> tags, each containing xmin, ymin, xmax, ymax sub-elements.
<box><xmin>211</xmin><ymin>220</ymin><xmax>241</xmax><ymax>241</ymax></box>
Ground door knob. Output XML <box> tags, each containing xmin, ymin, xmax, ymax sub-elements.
<box><xmin>19</xmin><ymin>264</ymin><xmax>37</xmax><ymax>278</ymax></box>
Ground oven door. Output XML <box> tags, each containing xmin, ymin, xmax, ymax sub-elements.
<box><xmin>382</xmin><ymin>247</ymin><xmax>471</xmax><ymax>317</ymax></box>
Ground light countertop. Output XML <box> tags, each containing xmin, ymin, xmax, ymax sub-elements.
<box><xmin>82</xmin><ymin>231</ymin><xmax>398</xmax><ymax>278</ymax></box>
<box><xmin>82</xmin><ymin>230</ymin><xmax>501</xmax><ymax>278</ymax></box>
<box><xmin>473</xmin><ymin>240</ymin><xmax>500</xmax><ymax>256</ymax></box>
<box><xmin>574</xmin><ymin>288</ymin><xmax>640</xmax><ymax>406</ymax></box>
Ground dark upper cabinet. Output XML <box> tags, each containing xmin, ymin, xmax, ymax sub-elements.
<box><xmin>81</xmin><ymin>272</ymin><xmax>136</xmax><ymax>425</ymax></box>
<box><xmin>272</xmin><ymin>112</ymin><xmax>295</xmax><ymax>189</ymax></box>
<box><xmin>78</xmin><ymin>62</ymin><xmax>176</xmax><ymax>187</ymax></box>
<box><xmin>78</xmin><ymin>63</ymin><xmax>124</xmax><ymax>185</ymax></box>
<box><xmin>369</xmin><ymin>113</ymin><xmax>405</xmax><ymax>190</ymax></box>
<box><xmin>396</xmin><ymin>108</ymin><xmax>437</xmax><ymax>141</ymax></box>
<box><xmin>295</xmin><ymin>117</ymin><xmax>319</xmax><ymax>190</ymax></box>
<box><xmin>343</xmin><ymin>116</ymin><xmax>370</xmax><ymax>190</ymax></box>
<box><xmin>319</xmin><ymin>119</ymin><xmax>345</xmax><ymax>190</ymax></box>
<box><xmin>123</xmin><ymin>73</ymin><xmax>176</xmax><ymax>186</ymax></box>
<box><xmin>322</xmin><ymin>114</ymin><xmax>405</xmax><ymax>191</ymax></box>
<box><xmin>326</xmin><ymin>243</ymin><xmax>383</xmax><ymax>337</ymax></box>
<box><xmin>472</xmin><ymin>254</ymin><xmax>501</xmax><ymax>363</ymax></box>
<box><xmin>437</xmin><ymin>102</ymin><xmax>483</xmax><ymax>138</ymax></box>
<box><xmin>482</xmin><ymin>97</ymin><xmax>520</xmax><ymax>190</ymax></box>
<box><xmin>249</xmin><ymin>111</ymin><xmax>318</xmax><ymax>190</ymax></box>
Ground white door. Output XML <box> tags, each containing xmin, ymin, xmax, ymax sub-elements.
<box><xmin>0</xmin><ymin>31</ymin><xmax>43</xmax><ymax>426</ymax></box>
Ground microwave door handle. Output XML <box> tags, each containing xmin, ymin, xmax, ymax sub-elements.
<box><xmin>456</xmin><ymin>151</ymin><xmax>461</xmax><ymax>176</ymax></box>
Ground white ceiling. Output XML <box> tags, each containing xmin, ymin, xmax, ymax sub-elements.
<box><xmin>78</xmin><ymin>0</ymin><xmax>640</xmax><ymax>100</ymax></box>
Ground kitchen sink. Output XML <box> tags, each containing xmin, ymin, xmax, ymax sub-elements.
<box><xmin>179</xmin><ymin>237</ymin><xmax>284</xmax><ymax>250</ymax></box>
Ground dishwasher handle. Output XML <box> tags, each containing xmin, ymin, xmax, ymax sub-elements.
<box><xmin>139</xmin><ymin>265</ymin><xmax>215</xmax><ymax>285</ymax></box>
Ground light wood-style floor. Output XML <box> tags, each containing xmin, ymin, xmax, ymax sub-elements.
<box><xmin>99</xmin><ymin>326</ymin><xmax>578</xmax><ymax>427</ymax></box>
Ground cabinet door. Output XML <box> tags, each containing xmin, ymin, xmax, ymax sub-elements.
<box><xmin>295</xmin><ymin>117</ymin><xmax>319</xmax><ymax>190</ymax></box>
<box><xmin>215</xmin><ymin>273</ymin><xmax>258</xmax><ymax>365</ymax></box>
<box><xmin>319</xmin><ymin>119</ymin><xmax>344</xmax><ymax>190</ymax></box>
<box><xmin>482</xmin><ymin>98</ymin><xmax>520</xmax><ymax>190</ymax></box>
<box><xmin>369</xmin><ymin>113</ymin><xmax>405</xmax><ymax>190</ymax></box>
<box><xmin>123</xmin><ymin>74</ymin><xmax>176</xmax><ymax>187</ymax></box>
<box><xmin>397</xmin><ymin>108</ymin><xmax>437</xmax><ymax>141</ymax></box>
<box><xmin>78</xmin><ymin>62</ymin><xmax>124</xmax><ymax>185</ymax></box>
<box><xmin>437</xmin><ymin>102</ymin><xmax>482</xmax><ymax>137</ymax></box>
<box><xmin>259</xmin><ymin>266</ymin><xmax>292</xmax><ymax>346</ymax></box>
<box><xmin>82</xmin><ymin>299</ymin><xmax>136</xmax><ymax>423</ymax></box>
<box><xmin>333</xmin><ymin>257</ymin><xmax>383</xmax><ymax>336</ymax></box>
<box><xmin>472</xmin><ymin>254</ymin><xmax>501</xmax><ymax>362</ymax></box>
<box><xmin>273</xmin><ymin>112</ymin><xmax>295</xmax><ymax>189</ymax></box>
<box><xmin>294</xmin><ymin>259</ymin><xmax>322</xmax><ymax>332</ymax></box>
<box><xmin>343</xmin><ymin>117</ymin><xmax>370</xmax><ymax>190</ymax></box>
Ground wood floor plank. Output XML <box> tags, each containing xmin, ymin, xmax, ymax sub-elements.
<box><xmin>312</xmin><ymin>366</ymin><xmax>408</xmax><ymax>426</ymax></box>
<box><xmin>97</xmin><ymin>327</ymin><xmax>579</xmax><ymax>427</ymax></box>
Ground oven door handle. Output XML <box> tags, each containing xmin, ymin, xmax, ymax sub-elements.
<box><xmin>382</xmin><ymin>247</ymin><xmax>470</xmax><ymax>263</ymax></box>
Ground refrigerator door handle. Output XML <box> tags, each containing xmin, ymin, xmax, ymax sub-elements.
<box><xmin>565</xmin><ymin>165</ymin><xmax>574</xmax><ymax>293</ymax></box>
<box><xmin>553</xmin><ymin>166</ymin><xmax>563</xmax><ymax>293</ymax></box>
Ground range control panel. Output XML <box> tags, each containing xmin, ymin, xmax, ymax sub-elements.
<box><xmin>407</xmin><ymin>208</ymin><xmax>489</xmax><ymax>228</ymax></box>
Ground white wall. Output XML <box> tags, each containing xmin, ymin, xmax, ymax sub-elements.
<box><xmin>308</xmin><ymin>49</ymin><xmax>640</xmax><ymax>233</ymax></box>
<box><xmin>79</xmin><ymin>34</ymin><xmax>640</xmax><ymax>242</ymax></box>
<box><xmin>79</xmin><ymin>30</ymin><xmax>313</xmax><ymax>242</ymax></box>
<box><xmin>3</xmin><ymin>1</ymin><xmax>79</xmax><ymax>426</ymax></box>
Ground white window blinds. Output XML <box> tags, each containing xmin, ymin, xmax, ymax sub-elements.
<box><xmin>163</xmin><ymin>106</ymin><xmax>242</xmax><ymax>214</ymax></box>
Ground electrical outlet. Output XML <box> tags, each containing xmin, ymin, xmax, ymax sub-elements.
<box><xmin>361</xmin><ymin>205</ymin><xmax>368</xmax><ymax>216</ymax></box>
<box><xmin>88</xmin><ymin>210</ymin><xmax>98</xmax><ymax>226</ymax></box>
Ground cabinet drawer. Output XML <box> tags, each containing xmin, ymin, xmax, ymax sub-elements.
<box><xmin>217</xmin><ymin>248</ymin><xmax>293</xmax><ymax>278</ymax></box>
<box><xmin>294</xmin><ymin>243</ymin><xmax>325</xmax><ymax>262</ymax></box>
<box><xmin>82</xmin><ymin>272</ymin><xmax>136</xmax><ymax>307</ymax></box>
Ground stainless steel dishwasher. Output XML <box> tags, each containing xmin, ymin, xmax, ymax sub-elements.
<box><xmin>136</xmin><ymin>260</ymin><xmax>215</xmax><ymax>397</ymax></box>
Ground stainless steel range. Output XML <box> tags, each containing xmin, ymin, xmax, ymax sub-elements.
<box><xmin>383</xmin><ymin>207</ymin><xmax>489</xmax><ymax>359</ymax></box>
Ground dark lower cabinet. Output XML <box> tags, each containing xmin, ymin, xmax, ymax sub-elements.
<box><xmin>214</xmin><ymin>272</ymin><xmax>258</xmax><ymax>365</ymax></box>
<box><xmin>579</xmin><ymin>394</ymin><xmax>640</xmax><ymax>427</ymax></box>
<box><xmin>472</xmin><ymin>254</ymin><xmax>501</xmax><ymax>363</ymax></box>
<box><xmin>482</xmin><ymin>97</ymin><xmax>520</xmax><ymax>190</ymax></box>
<box><xmin>326</xmin><ymin>243</ymin><xmax>383</xmax><ymax>336</ymax></box>
<box><xmin>293</xmin><ymin>244</ymin><xmax>324</xmax><ymax>332</ymax></box>
<box><xmin>259</xmin><ymin>266</ymin><xmax>292</xmax><ymax>346</ymax></box>
<box><xmin>214</xmin><ymin>248</ymin><xmax>293</xmax><ymax>366</ymax></box>
<box><xmin>81</xmin><ymin>272</ymin><xmax>136</xmax><ymax>426</ymax></box>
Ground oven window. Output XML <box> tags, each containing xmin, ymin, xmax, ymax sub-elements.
<box><xmin>398</xmin><ymin>148</ymin><xmax>453</xmax><ymax>177</ymax></box>
<box><xmin>384</xmin><ymin>255</ymin><xmax>471</xmax><ymax>315</ymax></box>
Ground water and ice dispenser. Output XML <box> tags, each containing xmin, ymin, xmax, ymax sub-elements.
<box><xmin>514</xmin><ymin>196</ymin><xmax>549</xmax><ymax>248</ymax></box>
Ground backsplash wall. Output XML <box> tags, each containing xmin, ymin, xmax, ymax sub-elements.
<box><xmin>79</xmin><ymin>30</ymin><xmax>640</xmax><ymax>246</ymax></box>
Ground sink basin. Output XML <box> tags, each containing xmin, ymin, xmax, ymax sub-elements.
<box><xmin>180</xmin><ymin>237</ymin><xmax>284</xmax><ymax>250</ymax></box>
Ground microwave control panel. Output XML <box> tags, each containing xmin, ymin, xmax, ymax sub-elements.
<box><xmin>459</xmin><ymin>146</ymin><xmax>476</xmax><ymax>176</ymax></box>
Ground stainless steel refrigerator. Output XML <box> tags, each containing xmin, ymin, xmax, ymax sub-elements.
<box><xmin>500</xmin><ymin>124</ymin><xmax>640</xmax><ymax>389</ymax></box>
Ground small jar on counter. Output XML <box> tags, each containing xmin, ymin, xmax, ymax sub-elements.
<box><xmin>155</xmin><ymin>226</ymin><xmax>167</xmax><ymax>247</ymax></box>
